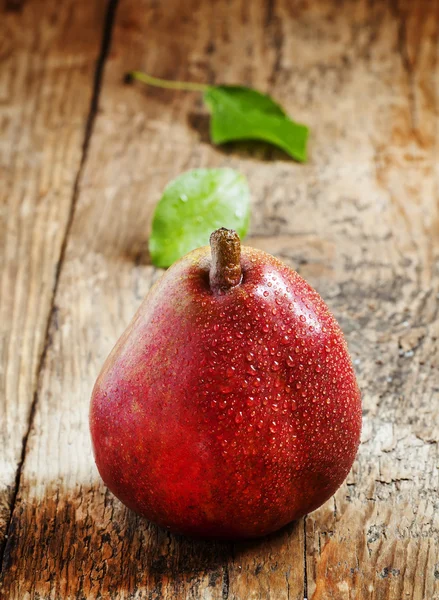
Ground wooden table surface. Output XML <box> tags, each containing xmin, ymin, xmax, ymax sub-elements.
<box><xmin>1</xmin><ymin>0</ymin><xmax>439</xmax><ymax>598</ymax></box>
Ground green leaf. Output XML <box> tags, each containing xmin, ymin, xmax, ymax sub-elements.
<box><xmin>204</xmin><ymin>86</ymin><xmax>309</xmax><ymax>162</ymax></box>
<box><xmin>127</xmin><ymin>73</ymin><xmax>310</xmax><ymax>161</ymax></box>
<box><xmin>149</xmin><ymin>168</ymin><xmax>250</xmax><ymax>268</ymax></box>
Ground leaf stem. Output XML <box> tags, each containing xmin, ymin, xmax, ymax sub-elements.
<box><xmin>128</xmin><ymin>71</ymin><xmax>209</xmax><ymax>93</ymax></box>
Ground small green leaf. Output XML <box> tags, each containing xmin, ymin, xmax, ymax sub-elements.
<box><xmin>149</xmin><ymin>168</ymin><xmax>250</xmax><ymax>268</ymax></box>
<box><xmin>127</xmin><ymin>72</ymin><xmax>310</xmax><ymax>161</ymax></box>
<box><xmin>204</xmin><ymin>86</ymin><xmax>309</xmax><ymax>162</ymax></box>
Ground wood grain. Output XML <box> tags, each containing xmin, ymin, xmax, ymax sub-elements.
<box><xmin>0</xmin><ymin>0</ymin><xmax>107</xmax><ymax>552</ymax></box>
<box><xmin>1</xmin><ymin>0</ymin><xmax>439</xmax><ymax>598</ymax></box>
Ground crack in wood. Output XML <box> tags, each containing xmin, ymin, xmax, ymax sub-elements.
<box><xmin>303</xmin><ymin>516</ymin><xmax>308</xmax><ymax>600</ymax></box>
<box><xmin>222</xmin><ymin>563</ymin><xmax>229</xmax><ymax>599</ymax></box>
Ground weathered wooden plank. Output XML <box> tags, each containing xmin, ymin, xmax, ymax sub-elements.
<box><xmin>299</xmin><ymin>1</ymin><xmax>439</xmax><ymax>598</ymax></box>
<box><xmin>1</xmin><ymin>0</ymin><xmax>308</xmax><ymax>597</ymax></box>
<box><xmin>2</xmin><ymin>0</ymin><xmax>439</xmax><ymax>598</ymax></box>
<box><xmin>0</xmin><ymin>0</ymin><xmax>107</xmax><ymax>552</ymax></box>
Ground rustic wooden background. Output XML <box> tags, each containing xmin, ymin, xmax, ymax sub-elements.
<box><xmin>1</xmin><ymin>0</ymin><xmax>438</xmax><ymax>598</ymax></box>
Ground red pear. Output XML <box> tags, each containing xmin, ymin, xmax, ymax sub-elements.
<box><xmin>90</xmin><ymin>228</ymin><xmax>361</xmax><ymax>539</ymax></box>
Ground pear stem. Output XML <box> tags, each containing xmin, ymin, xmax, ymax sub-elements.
<box><xmin>209</xmin><ymin>228</ymin><xmax>242</xmax><ymax>292</ymax></box>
